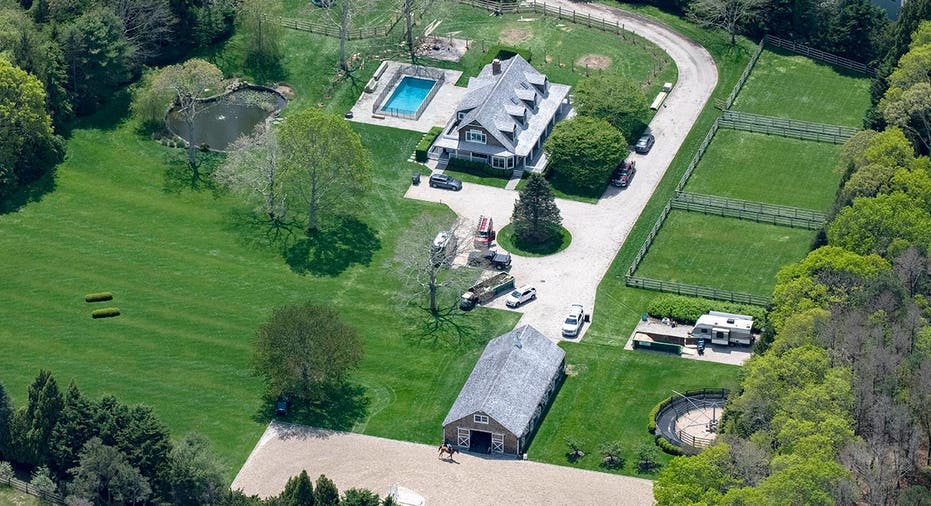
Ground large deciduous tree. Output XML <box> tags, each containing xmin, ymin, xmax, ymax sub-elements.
<box><xmin>573</xmin><ymin>75</ymin><xmax>649</xmax><ymax>142</ymax></box>
<box><xmin>687</xmin><ymin>0</ymin><xmax>766</xmax><ymax>45</ymax></box>
<box><xmin>511</xmin><ymin>173</ymin><xmax>562</xmax><ymax>244</ymax></box>
<box><xmin>544</xmin><ymin>116</ymin><xmax>626</xmax><ymax>193</ymax></box>
<box><xmin>67</xmin><ymin>437</ymin><xmax>152</xmax><ymax>506</ymax></box>
<box><xmin>323</xmin><ymin>0</ymin><xmax>373</xmax><ymax>73</ymax></box>
<box><xmin>0</xmin><ymin>56</ymin><xmax>63</xmax><ymax>201</ymax></box>
<box><xmin>148</xmin><ymin>58</ymin><xmax>224</xmax><ymax>175</ymax></box>
<box><xmin>164</xmin><ymin>432</ymin><xmax>226</xmax><ymax>505</ymax></box>
<box><xmin>253</xmin><ymin>303</ymin><xmax>363</xmax><ymax>402</ymax></box>
<box><xmin>101</xmin><ymin>0</ymin><xmax>177</xmax><ymax>67</ymax></box>
<box><xmin>215</xmin><ymin>126</ymin><xmax>287</xmax><ymax>224</ymax></box>
<box><xmin>278</xmin><ymin>108</ymin><xmax>372</xmax><ymax>232</ymax></box>
<box><xmin>392</xmin><ymin>214</ymin><xmax>473</xmax><ymax>316</ymax></box>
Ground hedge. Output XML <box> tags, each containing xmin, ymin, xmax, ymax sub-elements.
<box><xmin>648</xmin><ymin>396</ymin><xmax>672</xmax><ymax>434</ymax></box>
<box><xmin>415</xmin><ymin>126</ymin><xmax>443</xmax><ymax>162</ymax></box>
<box><xmin>447</xmin><ymin>157</ymin><xmax>513</xmax><ymax>179</ymax></box>
<box><xmin>655</xmin><ymin>435</ymin><xmax>685</xmax><ymax>456</ymax></box>
<box><xmin>647</xmin><ymin>294</ymin><xmax>766</xmax><ymax>330</ymax></box>
<box><xmin>85</xmin><ymin>292</ymin><xmax>114</xmax><ymax>303</ymax></box>
<box><xmin>480</xmin><ymin>45</ymin><xmax>532</xmax><ymax>67</ymax></box>
<box><xmin>91</xmin><ymin>307</ymin><xmax>121</xmax><ymax>319</ymax></box>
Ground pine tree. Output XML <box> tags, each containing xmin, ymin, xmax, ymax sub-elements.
<box><xmin>511</xmin><ymin>173</ymin><xmax>563</xmax><ymax>244</ymax></box>
<box><xmin>281</xmin><ymin>470</ymin><xmax>314</xmax><ymax>506</ymax></box>
<box><xmin>314</xmin><ymin>474</ymin><xmax>340</xmax><ymax>506</ymax></box>
<box><xmin>22</xmin><ymin>370</ymin><xmax>63</xmax><ymax>466</ymax></box>
<box><xmin>49</xmin><ymin>382</ymin><xmax>96</xmax><ymax>475</ymax></box>
<box><xmin>0</xmin><ymin>382</ymin><xmax>12</xmax><ymax>461</ymax></box>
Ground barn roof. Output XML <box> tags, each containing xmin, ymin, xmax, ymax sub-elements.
<box><xmin>442</xmin><ymin>325</ymin><xmax>565</xmax><ymax>437</ymax></box>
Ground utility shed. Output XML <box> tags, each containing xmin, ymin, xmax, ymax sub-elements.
<box><xmin>442</xmin><ymin>325</ymin><xmax>565</xmax><ymax>456</ymax></box>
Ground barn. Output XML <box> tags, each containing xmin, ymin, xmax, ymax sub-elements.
<box><xmin>442</xmin><ymin>325</ymin><xmax>565</xmax><ymax>456</ymax></box>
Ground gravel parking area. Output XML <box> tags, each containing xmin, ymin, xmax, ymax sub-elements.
<box><xmin>232</xmin><ymin>423</ymin><xmax>655</xmax><ymax>505</ymax></box>
<box><xmin>405</xmin><ymin>1</ymin><xmax>717</xmax><ymax>341</ymax></box>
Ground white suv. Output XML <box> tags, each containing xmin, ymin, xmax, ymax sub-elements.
<box><xmin>505</xmin><ymin>285</ymin><xmax>536</xmax><ymax>308</ymax></box>
<box><xmin>561</xmin><ymin>304</ymin><xmax>585</xmax><ymax>337</ymax></box>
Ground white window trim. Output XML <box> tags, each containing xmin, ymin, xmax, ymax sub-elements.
<box><xmin>474</xmin><ymin>414</ymin><xmax>489</xmax><ymax>424</ymax></box>
<box><xmin>466</xmin><ymin>129</ymin><xmax>486</xmax><ymax>144</ymax></box>
<box><xmin>492</xmin><ymin>156</ymin><xmax>506</xmax><ymax>169</ymax></box>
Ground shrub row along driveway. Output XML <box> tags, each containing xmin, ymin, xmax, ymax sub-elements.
<box><xmin>406</xmin><ymin>1</ymin><xmax>718</xmax><ymax>341</ymax></box>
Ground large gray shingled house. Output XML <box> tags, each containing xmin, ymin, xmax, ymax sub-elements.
<box><xmin>429</xmin><ymin>55</ymin><xmax>572</xmax><ymax>171</ymax></box>
<box><xmin>442</xmin><ymin>325</ymin><xmax>565</xmax><ymax>456</ymax></box>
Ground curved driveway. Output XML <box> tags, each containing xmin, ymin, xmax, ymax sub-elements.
<box><xmin>405</xmin><ymin>2</ymin><xmax>718</xmax><ymax>340</ymax></box>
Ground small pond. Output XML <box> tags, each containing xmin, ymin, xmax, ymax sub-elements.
<box><xmin>166</xmin><ymin>86</ymin><xmax>287</xmax><ymax>151</ymax></box>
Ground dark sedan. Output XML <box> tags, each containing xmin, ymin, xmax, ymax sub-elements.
<box><xmin>611</xmin><ymin>161</ymin><xmax>636</xmax><ymax>188</ymax></box>
<box><xmin>428</xmin><ymin>173</ymin><xmax>463</xmax><ymax>191</ymax></box>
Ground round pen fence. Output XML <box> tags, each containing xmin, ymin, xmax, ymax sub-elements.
<box><xmin>654</xmin><ymin>389</ymin><xmax>729</xmax><ymax>455</ymax></box>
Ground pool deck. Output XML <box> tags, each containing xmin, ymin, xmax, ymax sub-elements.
<box><xmin>348</xmin><ymin>61</ymin><xmax>465</xmax><ymax>133</ymax></box>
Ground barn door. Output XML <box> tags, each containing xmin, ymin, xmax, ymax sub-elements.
<box><xmin>457</xmin><ymin>427</ymin><xmax>470</xmax><ymax>447</ymax></box>
<box><xmin>491</xmin><ymin>433</ymin><xmax>504</xmax><ymax>453</ymax></box>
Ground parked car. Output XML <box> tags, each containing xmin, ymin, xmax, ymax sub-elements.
<box><xmin>429</xmin><ymin>173</ymin><xmax>462</xmax><ymax>191</ymax></box>
<box><xmin>467</xmin><ymin>249</ymin><xmax>511</xmax><ymax>270</ymax></box>
<box><xmin>561</xmin><ymin>304</ymin><xmax>585</xmax><ymax>337</ymax></box>
<box><xmin>275</xmin><ymin>395</ymin><xmax>290</xmax><ymax>416</ymax></box>
<box><xmin>611</xmin><ymin>161</ymin><xmax>636</xmax><ymax>188</ymax></box>
<box><xmin>505</xmin><ymin>285</ymin><xmax>537</xmax><ymax>308</ymax></box>
<box><xmin>635</xmin><ymin>134</ymin><xmax>655</xmax><ymax>154</ymax></box>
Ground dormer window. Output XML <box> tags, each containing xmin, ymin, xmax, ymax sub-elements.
<box><xmin>466</xmin><ymin>129</ymin><xmax>486</xmax><ymax>144</ymax></box>
<box><xmin>458</xmin><ymin>111</ymin><xmax>466</xmax><ymax>120</ymax></box>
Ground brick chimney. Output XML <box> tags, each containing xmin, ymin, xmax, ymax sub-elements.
<box><xmin>492</xmin><ymin>58</ymin><xmax>501</xmax><ymax>75</ymax></box>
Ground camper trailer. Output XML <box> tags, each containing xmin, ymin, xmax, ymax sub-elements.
<box><xmin>689</xmin><ymin>311</ymin><xmax>754</xmax><ymax>346</ymax></box>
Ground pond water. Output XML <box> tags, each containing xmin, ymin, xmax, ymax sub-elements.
<box><xmin>166</xmin><ymin>88</ymin><xmax>286</xmax><ymax>151</ymax></box>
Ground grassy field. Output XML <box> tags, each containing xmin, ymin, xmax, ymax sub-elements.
<box><xmin>0</xmin><ymin>487</ymin><xmax>38</xmax><ymax>506</ymax></box>
<box><xmin>685</xmin><ymin>129</ymin><xmax>843</xmax><ymax>210</ymax></box>
<box><xmin>732</xmin><ymin>48</ymin><xmax>872</xmax><ymax>127</ymax></box>
<box><xmin>634</xmin><ymin>211</ymin><xmax>816</xmax><ymax>296</ymax></box>
<box><xmin>531</xmin><ymin>343</ymin><xmax>739</xmax><ymax>474</ymax></box>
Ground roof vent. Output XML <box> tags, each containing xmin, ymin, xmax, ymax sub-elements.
<box><xmin>726</xmin><ymin>318</ymin><xmax>735</xmax><ymax>324</ymax></box>
<box><xmin>492</xmin><ymin>59</ymin><xmax>501</xmax><ymax>75</ymax></box>
<box><xmin>513</xmin><ymin>335</ymin><xmax>522</xmax><ymax>349</ymax></box>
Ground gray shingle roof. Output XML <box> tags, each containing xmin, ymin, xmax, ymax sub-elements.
<box><xmin>442</xmin><ymin>325</ymin><xmax>565</xmax><ymax>437</ymax></box>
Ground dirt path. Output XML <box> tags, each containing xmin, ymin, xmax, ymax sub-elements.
<box><xmin>232</xmin><ymin>423</ymin><xmax>655</xmax><ymax>505</ymax></box>
<box><xmin>406</xmin><ymin>3</ymin><xmax>718</xmax><ymax>340</ymax></box>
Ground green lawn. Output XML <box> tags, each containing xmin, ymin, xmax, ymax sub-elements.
<box><xmin>0</xmin><ymin>487</ymin><xmax>38</xmax><ymax>506</ymax></box>
<box><xmin>732</xmin><ymin>48</ymin><xmax>872</xmax><ymax>127</ymax></box>
<box><xmin>531</xmin><ymin>343</ymin><xmax>739</xmax><ymax>474</ymax></box>
<box><xmin>0</xmin><ymin>100</ymin><xmax>519</xmax><ymax>478</ymax></box>
<box><xmin>635</xmin><ymin>211</ymin><xmax>816</xmax><ymax>296</ymax></box>
<box><xmin>431</xmin><ymin>4</ymin><xmax>677</xmax><ymax>95</ymax></box>
<box><xmin>685</xmin><ymin>129</ymin><xmax>843</xmax><ymax>210</ymax></box>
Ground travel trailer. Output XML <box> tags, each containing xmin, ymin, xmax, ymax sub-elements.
<box><xmin>689</xmin><ymin>311</ymin><xmax>754</xmax><ymax>346</ymax></box>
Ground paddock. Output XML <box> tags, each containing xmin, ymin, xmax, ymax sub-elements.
<box><xmin>232</xmin><ymin>422</ymin><xmax>655</xmax><ymax>505</ymax></box>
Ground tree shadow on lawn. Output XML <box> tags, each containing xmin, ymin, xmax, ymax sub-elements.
<box><xmin>283</xmin><ymin>215</ymin><xmax>381</xmax><ymax>277</ymax></box>
<box><xmin>254</xmin><ymin>383</ymin><xmax>371</xmax><ymax>432</ymax></box>
<box><xmin>406</xmin><ymin>304</ymin><xmax>488</xmax><ymax>348</ymax></box>
<box><xmin>162</xmin><ymin>150</ymin><xmax>224</xmax><ymax>194</ymax></box>
<box><xmin>0</xmin><ymin>171</ymin><xmax>56</xmax><ymax>215</ymax></box>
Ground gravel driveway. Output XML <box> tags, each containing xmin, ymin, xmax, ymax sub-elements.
<box><xmin>232</xmin><ymin>423</ymin><xmax>655</xmax><ymax>505</ymax></box>
<box><xmin>406</xmin><ymin>4</ymin><xmax>718</xmax><ymax>341</ymax></box>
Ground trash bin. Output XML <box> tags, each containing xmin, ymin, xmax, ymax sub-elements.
<box><xmin>412</xmin><ymin>173</ymin><xmax>421</xmax><ymax>185</ymax></box>
<box><xmin>641</xmin><ymin>312</ymin><xmax>648</xmax><ymax>322</ymax></box>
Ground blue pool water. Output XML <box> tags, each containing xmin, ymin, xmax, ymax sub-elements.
<box><xmin>382</xmin><ymin>77</ymin><xmax>436</xmax><ymax>115</ymax></box>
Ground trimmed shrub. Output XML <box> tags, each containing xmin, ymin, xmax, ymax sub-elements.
<box><xmin>647</xmin><ymin>397</ymin><xmax>672</xmax><ymax>434</ymax></box>
<box><xmin>415</xmin><ymin>126</ymin><xmax>443</xmax><ymax>162</ymax></box>
<box><xmin>85</xmin><ymin>292</ymin><xmax>114</xmax><ymax>303</ymax></box>
<box><xmin>646</xmin><ymin>294</ymin><xmax>766</xmax><ymax>330</ymax></box>
<box><xmin>91</xmin><ymin>307</ymin><xmax>121</xmax><ymax>319</ymax></box>
<box><xmin>481</xmin><ymin>45</ymin><xmax>532</xmax><ymax>66</ymax></box>
<box><xmin>655</xmin><ymin>435</ymin><xmax>684</xmax><ymax>456</ymax></box>
<box><xmin>447</xmin><ymin>157</ymin><xmax>513</xmax><ymax>179</ymax></box>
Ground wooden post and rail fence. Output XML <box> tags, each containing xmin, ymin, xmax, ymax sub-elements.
<box><xmin>0</xmin><ymin>475</ymin><xmax>65</xmax><ymax>504</ymax></box>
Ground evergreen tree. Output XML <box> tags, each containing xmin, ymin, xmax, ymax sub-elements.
<box><xmin>281</xmin><ymin>470</ymin><xmax>314</xmax><ymax>506</ymax></box>
<box><xmin>342</xmin><ymin>488</ymin><xmax>379</xmax><ymax>506</ymax></box>
<box><xmin>0</xmin><ymin>382</ymin><xmax>11</xmax><ymax>461</ymax></box>
<box><xmin>22</xmin><ymin>370</ymin><xmax>64</xmax><ymax>466</ymax></box>
<box><xmin>49</xmin><ymin>382</ymin><xmax>96</xmax><ymax>476</ymax></box>
<box><xmin>314</xmin><ymin>475</ymin><xmax>339</xmax><ymax>506</ymax></box>
<box><xmin>511</xmin><ymin>173</ymin><xmax>563</xmax><ymax>244</ymax></box>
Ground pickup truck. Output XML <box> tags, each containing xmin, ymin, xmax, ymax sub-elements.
<box><xmin>460</xmin><ymin>272</ymin><xmax>516</xmax><ymax>310</ymax></box>
<box><xmin>467</xmin><ymin>249</ymin><xmax>512</xmax><ymax>270</ymax></box>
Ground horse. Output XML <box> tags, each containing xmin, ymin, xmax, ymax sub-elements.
<box><xmin>438</xmin><ymin>443</ymin><xmax>459</xmax><ymax>460</ymax></box>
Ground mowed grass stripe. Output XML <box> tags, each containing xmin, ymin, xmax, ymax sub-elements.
<box><xmin>685</xmin><ymin>129</ymin><xmax>842</xmax><ymax>210</ymax></box>
<box><xmin>732</xmin><ymin>48</ymin><xmax>871</xmax><ymax>127</ymax></box>
<box><xmin>635</xmin><ymin>211</ymin><xmax>816</xmax><ymax>295</ymax></box>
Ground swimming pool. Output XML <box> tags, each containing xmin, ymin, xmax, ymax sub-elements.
<box><xmin>381</xmin><ymin>76</ymin><xmax>437</xmax><ymax>117</ymax></box>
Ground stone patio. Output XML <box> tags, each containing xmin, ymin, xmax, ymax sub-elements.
<box><xmin>347</xmin><ymin>61</ymin><xmax>466</xmax><ymax>133</ymax></box>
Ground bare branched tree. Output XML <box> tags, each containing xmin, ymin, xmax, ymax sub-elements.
<box><xmin>323</xmin><ymin>0</ymin><xmax>374</xmax><ymax>73</ymax></box>
<box><xmin>214</xmin><ymin>126</ymin><xmax>287</xmax><ymax>223</ymax></box>
<box><xmin>392</xmin><ymin>214</ymin><xmax>476</xmax><ymax>316</ymax></box>
<box><xmin>686</xmin><ymin>0</ymin><xmax>765</xmax><ymax>45</ymax></box>
<box><xmin>103</xmin><ymin>0</ymin><xmax>177</xmax><ymax>66</ymax></box>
